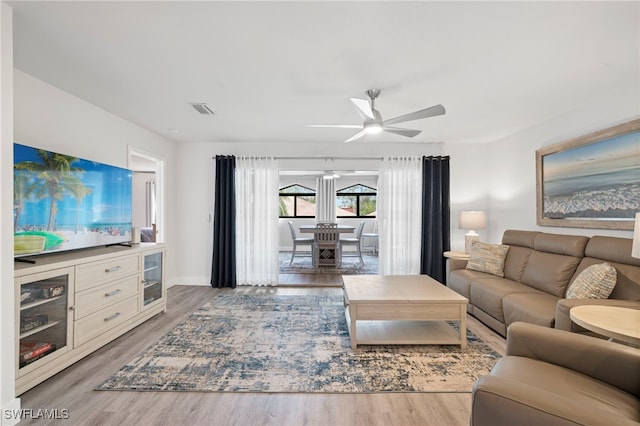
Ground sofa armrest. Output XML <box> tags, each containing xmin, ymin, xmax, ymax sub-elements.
<box><xmin>471</xmin><ymin>375</ymin><xmax>636</xmax><ymax>426</ymax></box>
<box><xmin>555</xmin><ymin>299</ymin><xmax>640</xmax><ymax>332</ymax></box>
<box><xmin>506</xmin><ymin>322</ymin><xmax>640</xmax><ymax>397</ymax></box>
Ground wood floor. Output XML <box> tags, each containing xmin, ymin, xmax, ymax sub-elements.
<box><xmin>17</xmin><ymin>279</ymin><xmax>505</xmax><ymax>426</ymax></box>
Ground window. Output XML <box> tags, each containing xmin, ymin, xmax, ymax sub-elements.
<box><xmin>279</xmin><ymin>184</ymin><xmax>316</xmax><ymax>218</ymax></box>
<box><xmin>336</xmin><ymin>184</ymin><xmax>376</xmax><ymax>218</ymax></box>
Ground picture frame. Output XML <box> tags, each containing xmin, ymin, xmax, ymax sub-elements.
<box><xmin>536</xmin><ymin>118</ymin><xmax>640</xmax><ymax>230</ymax></box>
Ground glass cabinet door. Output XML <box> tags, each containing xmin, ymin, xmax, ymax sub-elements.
<box><xmin>142</xmin><ymin>251</ymin><xmax>163</xmax><ymax>307</ymax></box>
<box><xmin>18</xmin><ymin>272</ymin><xmax>70</xmax><ymax>371</ymax></box>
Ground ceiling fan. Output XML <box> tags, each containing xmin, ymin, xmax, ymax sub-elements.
<box><xmin>307</xmin><ymin>89</ymin><xmax>445</xmax><ymax>143</ymax></box>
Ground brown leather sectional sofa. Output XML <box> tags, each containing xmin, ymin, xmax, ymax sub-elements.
<box><xmin>447</xmin><ymin>229</ymin><xmax>640</xmax><ymax>337</ymax></box>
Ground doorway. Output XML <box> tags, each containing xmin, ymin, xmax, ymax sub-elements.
<box><xmin>128</xmin><ymin>147</ymin><xmax>165</xmax><ymax>243</ymax></box>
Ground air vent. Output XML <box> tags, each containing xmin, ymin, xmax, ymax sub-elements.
<box><xmin>190</xmin><ymin>103</ymin><xmax>215</xmax><ymax>115</ymax></box>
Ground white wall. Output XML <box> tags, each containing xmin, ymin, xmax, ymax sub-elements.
<box><xmin>174</xmin><ymin>101</ymin><xmax>639</xmax><ymax>285</ymax></box>
<box><xmin>484</xmin><ymin>88</ymin><xmax>639</xmax><ymax>244</ymax></box>
<box><xmin>1</xmin><ymin>3</ymin><xmax>21</xmax><ymax>424</ymax></box>
<box><xmin>13</xmin><ymin>70</ymin><xmax>179</xmax><ymax>284</ymax></box>
<box><xmin>9</xmin><ymin>71</ymin><xmax>638</xmax><ymax>290</ymax></box>
<box><xmin>173</xmin><ymin>142</ymin><xmax>444</xmax><ymax>285</ymax></box>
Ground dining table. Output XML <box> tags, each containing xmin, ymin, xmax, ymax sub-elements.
<box><xmin>298</xmin><ymin>224</ymin><xmax>356</xmax><ymax>234</ymax></box>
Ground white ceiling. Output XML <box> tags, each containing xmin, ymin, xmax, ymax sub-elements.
<box><xmin>9</xmin><ymin>1</ymin><xmax>640</xmax><ymax>145</ymax></box>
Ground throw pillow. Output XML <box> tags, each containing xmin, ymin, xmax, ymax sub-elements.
<box><xmin>566</xmin><ymin>263</ymin><xmax>617</xmax><ymax>299</ymax></box>
<box><xmin>465</xmin><ymin>241</ymin><xmax>510</xmax><ymax>277</ymax></box>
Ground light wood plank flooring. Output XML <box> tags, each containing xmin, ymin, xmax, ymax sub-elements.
<box><xmin>17</xmin><ymin>282</ymin><xmax>505</xmax><ymax>426</ymax></box>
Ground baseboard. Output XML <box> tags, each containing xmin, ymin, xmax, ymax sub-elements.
<box><xmin>170</xmin><ymin>277</ymin><xmax>210</xmax><ymax>286</ymax></box>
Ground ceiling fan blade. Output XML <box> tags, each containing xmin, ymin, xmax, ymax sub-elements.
<box><xmin>344</xmin><ymin>129</ymin><xmax>368</xmax><ymax>143</ymax></box>
<box><xmin>306</xmin><ymin>124</ymin><xmax>362</xmax><ymax>129</ymax></box>
<box><xmin>383</xmin><ymin>126</ymin><xmax>422</xmax><ymax>138</ymax></box>
<box><xmin>384</xmin><ymin>104</ymin><xmax>446</xmax><ymax>125</ymax></box>
<box><xmin>350</xmin><ymin>97</ymin><xmax>375</xmax><ymax>121</ymax></box>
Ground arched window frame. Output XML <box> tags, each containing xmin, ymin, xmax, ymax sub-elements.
<box><xmin>278</xmin><ymin>184</ymin><xmax>316</xmax><ymax>218</ymax></box>
<box><xmin>336</xmin><ymin>184</ymin><xmax>377</xmax><ymax>218</ymax></box>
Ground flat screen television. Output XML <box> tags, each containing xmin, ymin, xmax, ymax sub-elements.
<box><xmin>14</xmin><ymin>143</ymin><xmax>133</xmax><ymax>258</ymax></box>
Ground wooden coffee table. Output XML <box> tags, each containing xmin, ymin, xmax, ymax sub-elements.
<box><xmin>342</xmin><ymin>275</ymin><xmax>468</xmax><ymax>349</ymax></box>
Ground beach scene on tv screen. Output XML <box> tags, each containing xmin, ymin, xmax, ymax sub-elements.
<box><xmin>14</xmin><ymin>143</ymin><xmax>132</xmax><ymax>256</ymax></box>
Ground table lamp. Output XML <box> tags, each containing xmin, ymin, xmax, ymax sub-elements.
<box><xmin>460</xmin><ymin>211</ymin><xmax>487</xmax><ymax>253</ymax></box>
<box><xmin>632</xmin><ymin>212</ymin><xmax>640</xmax><ymax>259</ymax></box>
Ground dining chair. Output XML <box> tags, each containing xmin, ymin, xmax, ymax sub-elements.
<box><xmin>339</xmin><ymin>221</ymin><xmax>365</xmax><ymax>265</ymax></box>
<box><xmin>314</xmin><ymin>222</ymin><xmax>341</xmax><ymax>269</ymax></box>
<box><xmin>287</xmin><ymin>221</ymin><xmax>315</xmax><ymax>265</ymax></box>
<box><xmin>362</xmin><ymin>220</ymin><xmax>379</xmax><ymax>255</ymax></box>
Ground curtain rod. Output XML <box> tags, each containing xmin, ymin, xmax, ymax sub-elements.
<box><xmin>279</xmin><ymin>156</ymin><xmax>384</xmax><ymax>160</ymax></box>
<box><xmin>212</xmin><ymin>156</ymin><xmax>430</xmax><ymax>160</ymax></box>
<box><xmin>212</xmin><ymin>156</ymin><xmax>383</xmax><ymax>160</ymax></box>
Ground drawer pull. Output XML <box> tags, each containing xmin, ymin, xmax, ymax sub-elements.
<box><xmin>104</xmin><ymin>312</ymin><xmax>121</xmax><ymax>322</ymax></box>
<box><xmin>105</xmin><ymin>266</ymin><xmax>122</xmax><ymax>273</ymax></box>
<box><xmin>105</xmin><ymin>289</ymin><xmax>122</xmax><ymax>297</ymax></box>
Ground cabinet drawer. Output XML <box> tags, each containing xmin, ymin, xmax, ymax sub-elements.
<box><xmin>74</xmin><ymin>296</ymin><xmax>139</xmax><ymax>347</ymax></box>
<box><xmin>74</xmin><ymin>275</ymin><xmax>139</xmax><ymax>320</ymax></box>
<box><xmin>75</xmin><ymin>254</ymin><xmax>140</xmax><ymax>291</ymax></box>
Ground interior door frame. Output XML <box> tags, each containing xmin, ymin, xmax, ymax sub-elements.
<box><xmin>128</xmin><ymin>146</ymin><xmax>165</xmax><ymax>243</ymax></box>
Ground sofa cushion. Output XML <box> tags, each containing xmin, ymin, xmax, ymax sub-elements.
<box><xmin>470</xmin><ymin>277</ymin><xmax>541</xmax><ymax>322</ymax></box>
<box><xmin>533</xmin><ymin>233</ymin><xmax>589</xmax><ymax>258</ymax></box>
<box><xmin>566</xmin><ymin>263</ymin><xmax>617</xmax><ymax>299</ymax></box>
<box><xmin>503</xmin><ymin>292</ymin><xmax>558</xmax><ymax>328</ymax></box>
<box><xmin>502</xmin><ymin>229</ymin><xmax>538</xmax><ymax>248</ymax></box>
<box><xmin>502</xmin><ymin>246</ymin><xmax>533</xmax><ymax>283</ymax></box>
<box><xmin>447</xmin><ymin>269</ymin><xmax>488</xmax><ymax>299</ymax></box>
<box><xmin>585</xmin><ymin>236</ymin><xmax>640</xmax><ymax>267</ymax></box>
<box><xmin>520</xmin><ymin>251</ymin><xmax>581</xmax><ymax>297</ymax></box>
<box><xmin>466</xmin><ymin>242</ymin><xmax>510</xmax><ymax>277</ymax></box>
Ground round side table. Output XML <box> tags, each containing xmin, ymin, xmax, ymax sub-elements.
<box><xmin>570</xmin><ymin>305</ymin><xmax>640</xmax><ymax>346</ymax></box>
<box><xmin>443</xmin><ymin>251</ymin><xmax>470</xmax><ymax>261</ymax></box>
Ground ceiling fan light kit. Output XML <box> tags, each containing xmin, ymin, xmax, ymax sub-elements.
<box><xmin>308</xmin><ymin>89</ymin><xmax>445</xmax><ymax>143</ymax></box>
<box><xmin>364</xmin><ymin>122</ymin><xmax>383</xmax><ymax>134</ymax></box>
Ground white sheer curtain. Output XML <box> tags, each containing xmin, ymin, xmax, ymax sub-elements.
<box><xmin>315</xmin><ymin>177</ymin><xmax>336</xmax><ymax>223</ymax></box>
<box><xmin>235</xmin><ymin>156</ymin><xmax>279</xmax><ymax>286</ymax></box>
<box><xmin>377</xmin><ymin>157</ymin><xmax>423</xmax><ymax>275</ymax></box>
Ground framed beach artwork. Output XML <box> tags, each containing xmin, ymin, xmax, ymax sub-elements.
<box><xmin>536</xmin><ymin>119</ymin><xmax>640</xmax><ymax>230</ymax></box>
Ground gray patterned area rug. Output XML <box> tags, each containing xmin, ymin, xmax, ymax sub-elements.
<box><xmin>279</xmin><ymin>251</ymin><xmax>379</xmax><ymax>274</ymax></box>
<box><xmin>97</xmin><ymin>293</ymin><xmax>500</xmax><ymax>393</ymax></box>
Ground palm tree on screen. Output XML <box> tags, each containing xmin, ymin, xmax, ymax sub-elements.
<box><xmin>66</xmin><ymin>180</ymin><xmax>93</xmax><ymax>233</ymax></box>
<box><xmin>13</xmin><ymin>171</ymin><xmax>32</xmax><ymax>232</ymax></box>
<box><xmin>14</xmin><ymin>150</ymin><xmax>87</xmax><ymax>231</ymax></box>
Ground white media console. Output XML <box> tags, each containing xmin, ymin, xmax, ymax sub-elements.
<box><xmin>14</xmin><ymin>243</ymin><xmax>166</xmax><ymax>395</ymax></box>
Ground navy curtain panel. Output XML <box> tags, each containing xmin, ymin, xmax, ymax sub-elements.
<box><xmin>420</xmin><ymin>155</ymin><xmax>451</xmax><ymax>283</ymax></box>
<box><xmin>211</xmin><ymin>155</ymin><xmax>237</xmax><ymax>288</ymax></box>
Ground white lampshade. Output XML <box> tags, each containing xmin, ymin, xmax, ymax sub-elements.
<box><xmin>459</xmin><ymin>211</ymin><xmax>487</xmax><ymax>231</ymax></box>
<box><xmin>632</xmin><ymin>212</ymin><xmax>640</xmax><ymax>259</ymax></box>
<box><xmin>460</xmin><ymin>211</ymin><xmax>487</xmax><ymax>253</ymax></box>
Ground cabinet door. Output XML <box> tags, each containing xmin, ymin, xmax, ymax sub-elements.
<box><xmin>142</xmin><ymin>250</ymin><xmax>164</xmax><ymax>309</ymax></box>
<box><xmin>16</xmin><ymin>267</ymin><xmax>74</xmax><ymax>376</ymax></box>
